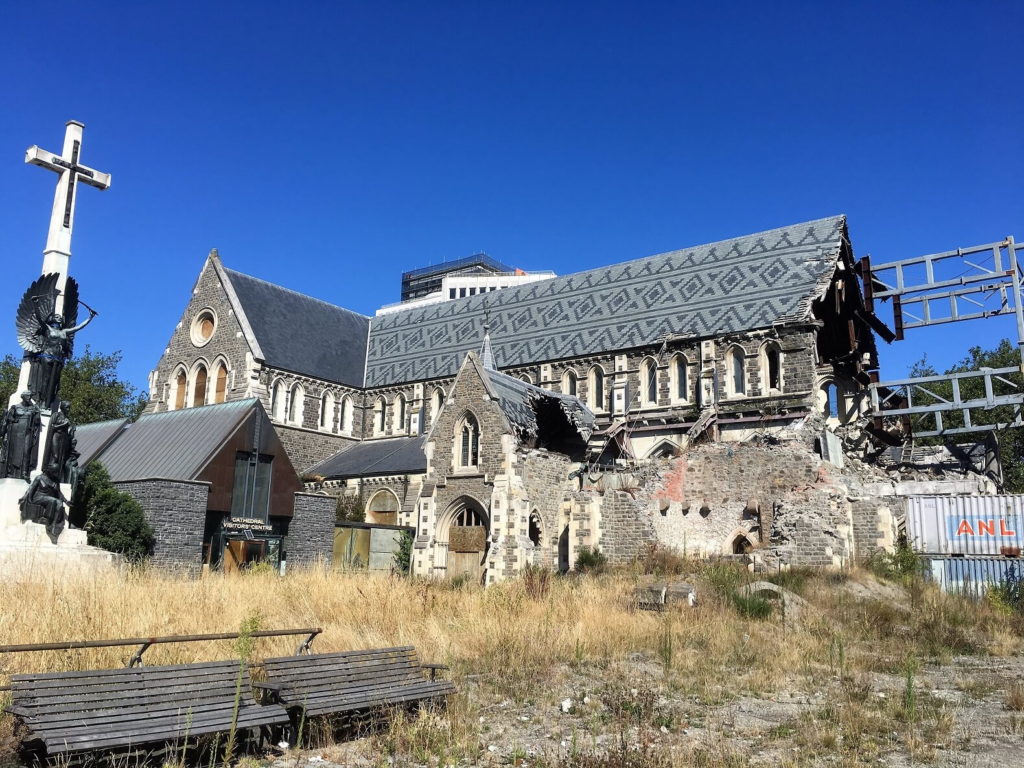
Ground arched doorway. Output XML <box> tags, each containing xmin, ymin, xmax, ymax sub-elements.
<box><xmin>438</xmin><ymin>497</ymin><xmax>489</xmax><ymax>584</ymax></box>
<box><xmin>365</xmin><ymin>489</ymin><xmax>400</xmax><ymax>526</ymax></box>
<box><xmin>557</xmin><ymin>526</ymin><xmax>570</xmax><ymax>573</ymax></box>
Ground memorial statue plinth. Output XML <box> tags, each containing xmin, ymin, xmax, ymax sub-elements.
<box><xmin>0</xmin><ymin>477</ymin><xmax>119</xmax><ymax>579</ymax></box>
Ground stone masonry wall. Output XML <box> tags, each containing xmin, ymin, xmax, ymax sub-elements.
<box><xmin>275</xmin><ymin>424</ymin><xmax>357</xmax><ymax>474</ymax></box>
<box><xmin>520</xmin><ymin>451</ymin><xmax>575</xmax><ymax>566</ymax></box>
<box><xmin>114</xmin><ymin>479</ymin><xmax>210</xmax><ymax>573</ymax></box>
<box><xmin>146</xmin><ymin>256</ymin><xmax>254</xmax><ymax>412</ymax></box>
<box><xmin>287</xmin><ymin>493</ymin><xmax>336</xmax><ymax>568</ymax></box>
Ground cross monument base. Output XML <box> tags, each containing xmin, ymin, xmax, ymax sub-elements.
<box><xmin>0</xmin><ymin>477</ymin><xmax>121</xmax><ymax>579</ymax></box>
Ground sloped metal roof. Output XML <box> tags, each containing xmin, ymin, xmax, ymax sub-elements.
<box><xmin>310</xmin><ymin>436</ymin><xmax>427</xmax><ymax>480</ymax></box>
<box><xmin>365</xmin><ymin>216</ymin><xmax>848</xmax><ymax>387</ymax></box>
<box><xmin>89</xmin><ymin>399</ymin><xmax>254</xmax><ymax>482</ymax></box>
<box><xmin>224</xmin><ymin>268</ymin><xmax>370</xmax><ymax>388</ymax></box>
<box><xmin>73</xmin><ymin>418</ymin><xmax>129</xmax><ymax>466</ymax></box>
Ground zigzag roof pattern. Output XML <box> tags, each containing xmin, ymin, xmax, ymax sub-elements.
<box><xmin>364</xmin><ymin>215</ymin><xmax>848</xmax><ymax>387</ymax></box>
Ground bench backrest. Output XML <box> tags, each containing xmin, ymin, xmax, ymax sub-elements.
<box><xmin>9</xmin><ymin>659</ymin><xmax>254</xmax><ymax>718</ymax></box>
<box><xmin>261</xmin><ymin>646</ymin><xmax>423</xmax><ymax>693</ymax></box>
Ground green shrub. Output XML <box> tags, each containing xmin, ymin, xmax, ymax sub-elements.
<box><xmin>80</xmin><ymin>463</ymin><xmax>155</xmax><ymax>562</ymax></box>
<box><xmin>869</xmin><ymin>534</ymin><xmax>924</xmax><ymax>583</ymax></box>
<box><xmin>731</xmin><ymin>592</ymin><xmax>773</xmax><ymax>620</ymax></box>
<box><xmin>394</xmin><ymin>531</ymin><xmax>413</xmax><ymax>574</ymax></box>
<box><xmin>335</xmin><ymin>493</ymin><xmax>366</xmax><ymax>523</ymax></box>
<box><xmin>574</xmin><ymin>546</ymin><xmax>608</xmax><ymax>574</ymax></box>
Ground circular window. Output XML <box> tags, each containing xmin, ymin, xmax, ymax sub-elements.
<box><xmin>190</xmin><ymin>309</ymin><xmax>217</xmax><ymax>347</ymax></box>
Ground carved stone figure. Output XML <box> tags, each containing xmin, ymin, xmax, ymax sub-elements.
<box><xmin>44</xmin><ymin>401</ymin><xmax>77</xmax><ymax>483</ymax></box>
<box><xmin>0</xmin><ymin>392</ymin><xmax>42</xmax><ymax>481</ymax></box>
<box><xmin>19</xmin><ymin>468</ymin><xmax>69</xmax><ymax>538</ymax></box>
<box><xmin>16</xmin><ymin>273</ymin><xmax>97</xmax><ymax>408</ymax></box>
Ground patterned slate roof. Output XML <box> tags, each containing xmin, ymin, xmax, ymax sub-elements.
<box><xmin>310</xmin><ymin>436</ymin><xmax>427</xmax><ymax>479</ymax></box>
<box><xmin>365</xmin><ymin>216</ymin><xmax>848</xmax><ymax>387</ymax></box>
<box><xmin>224</xmin><ymin>268</ymin><xmax>370</xmax><ymax>388</ymax></box>
<box><xmin>87</xmin><ymin>399</ymin><xmax>255</xmax><ymax>482</ymax></box>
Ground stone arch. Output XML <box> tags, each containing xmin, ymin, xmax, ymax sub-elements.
<box><xmin>373</xmin><ymin>396</ymin><xmax>387</xmax><ymax>436</ymax></box>
<box><xmin>760</xmin><ymin>341</ymin><xmax>783</xmax><ymax>393</ymax></box>
<box><xmin>430</xmin><ymin>387</ymin><xmax>445</xmax><ymax>424</ymax></box>
<box><xmin>726</xmin><ymin>345</ymin><xmax>747</xmax><ymax>398</ymax></box>
<box><xmin>211</xmin><ymin>357</ymin><xmax>229</xmax><ymax>404</ymax></box>
<box><xmin>519</xmin><ymin>373</ymin><xmax>533</xmax><ymax>384</ymax></box>
<box><xmin>528</xmin><ymin>508</ymin><xmax>544</xmax><ymax>547</ymax></box>
<box><xmin>640</xmin><ymin>356</ymin><xmax>659</xmax><ymax>406</ymax></box>
<box><xmin>190</xmin><ymin>359</ymin><xmax>210</xmax><ymax>408</ymax></box>
<box><xmin>588</xmin><ymin>365</ymin><xmax>605</xmax><ymax>411</ymax></box>
<box><xmin>339</xmin><ymin>394</ymin><xmax>354</xmax><ymax>434</ymax></box>
<box><xmin>365</xmin><ymin>488</ymin><xmax>401</xmax><ymax>526</ymax></box>
<box><xmin>438</xmin><ymin>496</ymin><xmax>490</xmax><ymax>584</ymax></box>
<box><xmin>288</xmin><ymin>383</ymin><xmax>305</xmax><ymax>425</ymax></box>
<box><xmin>819</xmin><ymin>378</ymin><xmax>845</xmax><ymax>422</ymax></box>
<box><xmin>171</xmin><ymin>365</ymin><xmax>188</xmax><ymax>410</ymax></box>
<box><xmin>320</xmin><ymin>390</ymin><xmax>336</xmax><ymax>431</ymax></box>
<box><xmin>393</xmin><ymin>393</ymin><xmax>407</xmax><ymax>434</ymax></box>
<box><xmin>670</xmin><ymin>353</ymin><xmax>689</xmax><ymax>403</ymax></box>
<box><xmin>270</xmin><ymin>378</ymin><xmax>287</xmax><ymax>422</ymax></box>
<box><xmin>562</xmin><ymin>368</ymin><xmax>578</xmax><ymax>397</ymax></box>
<box><xmin>645</xmin><ymin>439</ymin><xmax>680</xmax><ymax>459</ymax></box>
<box><xmin>454</xmin><ymin>409</ymin><xmax>481</xmax><ymax>470</ymax></box>
<box><xmin>725</xmin><ymin>527</ymin><xmax>756</xmax><ymax>555</ymax></box>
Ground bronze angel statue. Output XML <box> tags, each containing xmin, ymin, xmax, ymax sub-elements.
<box><xmin>16</xmin><ymin>273</ymin><xmax>97</xmax><ymax>408</ymax></box>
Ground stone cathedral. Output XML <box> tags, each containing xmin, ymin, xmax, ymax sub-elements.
<box><xmin>145</xmin><ymin>215</ymin><xmax>891</xmax><ymax>583</ymax></box>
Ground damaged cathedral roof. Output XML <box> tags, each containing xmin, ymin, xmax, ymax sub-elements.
<box><xmin>365</xmin><ymin>215</ymin><xmax>849</xmax><ymax>387</ymax></box>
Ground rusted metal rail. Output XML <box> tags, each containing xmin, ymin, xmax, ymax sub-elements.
<box><xmin>0</xmin><ymin>627</ymin><xmax>322</xmax><ymax>668</ymax></box>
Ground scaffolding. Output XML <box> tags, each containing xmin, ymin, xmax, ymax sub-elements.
<box><xmin>863</xmin><ymin>236</ymin><xmax>1024</xmax><ymax>438</ymax></box>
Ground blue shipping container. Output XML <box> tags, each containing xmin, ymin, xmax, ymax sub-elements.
<box><xmin>923</xmin><ymin>556</ymin><xmax>1023</xmax><ymax>598</ymax></box>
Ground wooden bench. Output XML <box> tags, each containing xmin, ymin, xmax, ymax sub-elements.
<box><xmin>258</xmin><ymin>646</ymin><xmax>455</xmax><ymax>721</ymax></box>
<box><xmin>7</xmin><ymin>659</ymin><xmax>290</xmax><ymax>757</ymax></box>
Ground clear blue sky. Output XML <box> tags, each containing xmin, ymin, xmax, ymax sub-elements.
<box><xmin>1</xmin><ymin>1</ymin><xmax>1021</xmax><ymax>394</ymax></box>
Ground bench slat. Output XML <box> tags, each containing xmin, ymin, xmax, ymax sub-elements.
<box><xmin>296</xmin><ymin>682</ymin><xmax>456</xmax><ymax>718</ymax></box>
<box><xmin>14</xmin><ymin>665</ymin><xmax>245</xmax><ymax>692</ymax></box>
<box><xmin>12</xmin><ymin>659</ymin><xmax>241</xmax><ymax>683</ymax></box>
<box><xmin>19</xmin><ymin>686</ymin><xmax>260</xmax><ymax>726</ymax></box>
<box><xmin>28</xmin><ymin>699</ymin><xmax>272</xmax><ymax>736</ymax></box>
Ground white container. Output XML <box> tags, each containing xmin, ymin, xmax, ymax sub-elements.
<box><xmin>906</xmin><ymin>495</ymin><xmax>1024</xmax><ymax>556</ymax></box>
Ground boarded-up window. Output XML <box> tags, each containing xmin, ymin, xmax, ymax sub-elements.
<box><xmin>192</xmin><ymin>366</ymin><xmax>208</xmax><ymax>408</ymax></box>
<box><xmin>730</xmin><ymin>348</ymin><xmax>746</xmax><ymax>396</ymax></box>
<box><xmin>174</xmin><ymin>371</ymin><xmax>187</xmax><ymax>410</ymax></box>
<box><xmin>766</xmin><ymin>348</ymin><xmax>781</xmax><ymax>391</ymax></box>
<box><xmin>214</xmin><ymin>364</ymin><xmax>227</xmax><ymax>404</ymax></box>
<box><xmin>644</xmin><ymin>359</ymin><xmax>657</xmax><ymax>404</ymax></box>
<box><xmin>564</xmin><ymin>370</ymin><xmax>577</xmax><ymax>397</ymax></box>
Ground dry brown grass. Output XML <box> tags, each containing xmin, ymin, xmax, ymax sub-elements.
<box><xmin>0</xmin><ymin>562</ymin><xmax>1021</xmax><ymax>766</ymax></box>
<box><xmin>1007</xmin><ymin>682</ymin><xmax>1024</xmax><ymax>712</ymax></box>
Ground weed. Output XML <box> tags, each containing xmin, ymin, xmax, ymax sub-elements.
<box><xmin>523</xmin><ymin>563</ymin><xmax>553</xmax><ymax>600</ymax></box>
<box><xmin>730</xmin><ymin>592</ymin><xmax>772</xmax><ymax>620</ymax></box>
<box><xmin>1007</xmin><ymin>682</ymin><xmax>1024</xmax><ymax>712</ymax></box>
<box><xmin>902</xmin><ymin>655</ymin><xmax>918</xmax><ymax>723</ymax></box>
<box><xmin>575</xmin><ymin>546</ymin><xmax>608</xmax><ymax>574</ymax></box>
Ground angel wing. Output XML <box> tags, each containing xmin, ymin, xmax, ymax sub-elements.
<box><xmin>63</xmin><ymin>277</ymin><xmax>80</xmax><ymax>331</ymax></box>
<box><xmin>16</xmin><ymin>273</ymin><xmax>60</xmax><ymax>354</ymax></box>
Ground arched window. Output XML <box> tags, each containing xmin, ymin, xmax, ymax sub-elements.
<box><xmin>271</xmin><ymin>380</ymin><xmax>286</xmax><ymax>422</ymax></box>
<box><xmin>457</xmin><ymin>414</ymin><xmax>480</xmax><ymax>469</ymax></box>
<box><xmin>562</xmin><ymin>369</ymin><xmax>578</xmax><ymax>397</ymax></box>
<box><xmin>288</xmin><ymin>384</ymin><xmax>304</xmax><ymax>425</ymax></box>
<box><xmin>671</xmin><ymin>354</ymin><xmax>689</xmax><ymax>403</ymax></box>
<box><xmin>374</xmin><ymin>397</ymin><xmax>387</xmax><ymax>436</ymax></box>
<box><xmin>339</xmin><ymin>395</ymin><xmax>353</xmax><ymax>434</ymax></box>
<box><xmin>192</xmin><ymin>364</ymin><xmax>208</xmax><ymax>408</ymax></box>
<box><xmin>728</xmin><ymin>347</ymin><xmax>746</xmax><ymax>397</ymax></box>
<box><xmin>588</xmin><ymin>366</ymin><xmax>605</xmax><ymax>411</ymax></box>
<box><xmin>641</xmin><ymin>358</ymin><xmax>658</xmax><ymax>406</ymax></box>
<box><xmin>430</xmin><ymin>388</ymin><xmax>445</xmax><ymax>424</ymax></box>
<box><xmin>822</xmin><ymin>382</ymin><xmax>843</xmax><ymax>420</ymax></box>
<box><xmin>762</xmin><ymin>343</ymin><xmax>783</xmax><ymax>392</ymax></box>
<box><xmin>213</xmin><ymin>362</ymin><xmax>228</xmax><ymax>404</ymax></box>
<box><xmin>528</xmin><ymin>510</ymin><xmax>543</xmax><ymax>547</ymax></box>
<box><xmin>173</xmin><ymin>369</ymin><xmax>187</xmax><ymax>410</ymax></box>
<box><xmin>320</xmin><ymin>391</ymin><xmax>335</xmax><ymax>431</ymax></box>
<box><xmin>365</xmin><ymin>489</ymin><xmax>400</xmax><ymax>526</ymax></box>
<box><xmin>393</xmin><ymin>394</ymin><xmax>407</xmax><ymax>433</ymax></box>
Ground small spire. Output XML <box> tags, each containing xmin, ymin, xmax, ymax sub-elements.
<box><xmin>480</xmin><ymin>310</ymin><xmax>495</xmax><ymax>370</ymax></box>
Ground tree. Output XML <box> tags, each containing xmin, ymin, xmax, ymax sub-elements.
<box><xmin>0</xmin><ymin>347</ymin><xmax>147</xmax><ymax>423</ymax></box>
<box><xmin>906</xmin><ymin>339</ymin><xmax>1024</xmax><ymax>492</ymax></box>
<box><xmin>74</xmin><ymin>462</ymin><xmax>155</xmax><ymax>561</ymax></box>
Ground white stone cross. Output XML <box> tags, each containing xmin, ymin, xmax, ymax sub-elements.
<box><xmin>25</xmin><ymin>120</ymin><xmax>111</xmax><ymax>287</ymax></box>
